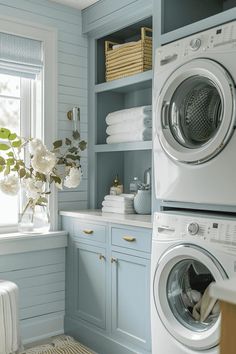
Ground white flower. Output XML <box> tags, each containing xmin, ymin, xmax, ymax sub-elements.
<box><xmin>0</xmin><ymin>175</ymin><xmax>19</xmax><ymax>196</ymax></box>
<box><xmin>64</xmin><ymin>167</ymin><xmax>82</xmax><ymax>188</ymax></box>
<box><xmin>55</xmin><ymin>181</ymin><xmax>63</xmax><ymax>190</ymax></box>
<box><xmin>24</xmin><ymin>179</ymin><xmax>44</xmax><ymax>199</ymax></box>
<box><xmin>29</xmin><ymin>138</ymin><xmax>46</xmax><ymax>155</ymax></box>
<box><xmin>31</xmin><ymin>149</ymin><xmax>56</xmax><ymax>175</ymax></box>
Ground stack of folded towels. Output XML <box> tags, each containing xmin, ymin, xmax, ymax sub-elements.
<box><xmin>106</xmin><ymin>105</ymin><xmax>152</xmax><ymax>144</ymax></box>
<box><xmin>102</xmin><ymin>194</ymin><xmax>135</xmax><ymax>214</ymax></box>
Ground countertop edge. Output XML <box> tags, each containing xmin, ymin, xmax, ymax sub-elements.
<box><xmin>60</xmin><ymin>210</ymin><xmax>153</xmax><ymax>229</ymax></box>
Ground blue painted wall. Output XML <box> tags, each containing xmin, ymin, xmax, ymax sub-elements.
<box><xmin>0</xmin><ymin>0</ymin><xmax>88</xmax><ymax>211</ymax></box>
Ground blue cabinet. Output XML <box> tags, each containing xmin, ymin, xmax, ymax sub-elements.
<box><xmin>73</xmin><ymin>242</ymin><xmax>107</xmax><ymax>329</ymax></box>
<box><xmin>62</xmin><ymin>215</ymin><xmax>152</xmax><ymax>354</ymax></box>
<box><xmin>111</xmin><ymin>251</ymin><xmax>151</xmax><ymax>351</ymax></box>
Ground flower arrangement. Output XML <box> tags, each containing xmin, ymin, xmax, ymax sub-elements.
<box><xmin>0</xmin><ymin>127</ymin><xmax>87</xmax><ymax>231</ymax></box>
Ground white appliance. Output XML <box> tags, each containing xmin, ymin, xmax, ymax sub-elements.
<box><xmin>151</xmin><ymin>211</ymin><xmax>236</xmax><ymax>354</ymax></box>
<box><xmin>153</xmin><ymin>21</ymin><xmax>236</xmax><ymax>206</ymax></box>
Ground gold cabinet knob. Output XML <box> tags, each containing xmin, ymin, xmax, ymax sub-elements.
<box><xmin>99</xmin><ymin>254</ymin><xmax>105</xmax><ymax>261</ymax></box>
<box><xmin>123</xmin><ymin>236</ymin><xmax>136</xmax><ymax>242</ymax></box>
<box><xmin>111</xmin><ymin>257</ymin><xmax>118</xmax><ymax>264</ymax></box>
<box><xmin>83</xmin><ymin>229</ymin><xmax>94</xmax><ymax>235</ymax></box>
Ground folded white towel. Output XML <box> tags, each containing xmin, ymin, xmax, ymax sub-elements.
<box><xmin>107</xmin><ymin>128</ymin><xmax>152</xmax><ymax>144</ymax></box>
<box><xmin>0</xmin><ymin>280</ymin><xmax>21</xmax><ymax>354</ymax></box>
<box><xmin>106</xmin><ymin>118</ymin><xmax>152</xmax><ymax>135</ymax></box>
<box><xmin>102</xmin><ymin>200</ymin><xmax>134</xmax><ymax>208</ymax></box>
<box><xmin>104</xmin><ymin>194</ymin><xmax>135</xmax><ymax>202</ymax></box>
<box><xmin>106</xmin><ymin>106</ymin><xmax>152</xmax><ymax>126</ymax></box>
<box><xmin>102</xmin><ymin>206</ymin><xmax>135</xmax><ymax>214</ymax></box>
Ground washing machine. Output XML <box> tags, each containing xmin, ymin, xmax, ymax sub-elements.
<box><xmin>151</xmin><ymin>211</ymin><xmax>236</xmax><ymax>354</ymax></box>
<box><xmin>153</xmin><ymin>21</ymin><xmax>236</xmax><ymax>206</ymax></box>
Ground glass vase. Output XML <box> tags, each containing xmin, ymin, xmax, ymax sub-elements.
<box><xmin>18</xmin><ymin>202</ymin><xmax>50</xmax><ymax>234</ymax></box>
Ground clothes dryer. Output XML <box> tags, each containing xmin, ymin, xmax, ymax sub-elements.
<box><xmin>154</xmin><ymin>21</ymin><xmax>236</xmax><ymax>206</ymax></box>
<box><xmin>151</xmin><ymin>211</ymin><xmax>236</xmax><ymax>354</ymax></box>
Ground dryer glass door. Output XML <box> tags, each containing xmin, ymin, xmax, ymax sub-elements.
<box><xmin>153</xmin><ymin>244</ymin><xmax>227</xmax><ymax>350</ymax></box>
<box><xmin>156</xmin><ymin>59</ymin><xmax>236</xmax><ymax>164</ymax></box>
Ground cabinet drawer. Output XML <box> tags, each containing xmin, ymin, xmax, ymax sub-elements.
<box><xmin>73</xmin><ymin>220</ymin><xmax>106</xmax><ymax>243</ymax></box>
<box><xmin>111</xmin><ymin>227</ymin><xmax>151</xmax><ymax>253</ymax></box>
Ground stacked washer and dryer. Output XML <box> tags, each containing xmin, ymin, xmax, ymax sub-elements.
<box><xmin>151</xmin><ymin>21</ymin><xmax>236</xmax><ymax>354</ymax></box>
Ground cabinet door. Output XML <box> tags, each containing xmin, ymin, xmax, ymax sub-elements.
<box><xmin>111</xmin><ymin>251</ymin><xmax>151</xmax><ymax>350</ymax></box>
<box><xmin>73</xmin><ymin>242</ymin><xmax>107</xmax><ymax>329</ymax></box>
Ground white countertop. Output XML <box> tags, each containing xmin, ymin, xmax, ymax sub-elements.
<box><xmin>60</xmin><ymin>209</ymin><xmax>153</xmax><ymax>229</ymax></box>
<box><xmin>0</xmin><ymin>231</ymin><xmax>68</xmax><ymax>255</ymax></box>
<box><xmin>210</xmin><ymin>278</ymin><xmax>236</xmax><ymax>305</ymax></box>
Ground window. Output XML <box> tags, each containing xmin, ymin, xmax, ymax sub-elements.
<box><xmin>0</xmin><ymin>74</ymin><xmax>35</xmax><ymax>228</ymax></box>
<box><xmin>0</xmin><ymin>18</ymin><xmax>57</xmax><ymax>233</ymax></box>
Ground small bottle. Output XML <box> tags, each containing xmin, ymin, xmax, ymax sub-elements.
<box><xmin>129</xmin><ymin>177</ymin><xmax>141</xmax><ymax>193</ymax></box>
<box><xmin>110</xmin><ymin>175</ymin><xmax>123</xmax><ymax>195</ymax></box>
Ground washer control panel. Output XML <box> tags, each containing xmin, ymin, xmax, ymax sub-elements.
<box><xmin>153</xmin><ymin>212</ymin><xmax>236</xmax><ymax>254</ymax></box>
<box><xmin>189</xmin><ymin>38</ymin><xmax>201</xmax><ymax>51</ymax></box>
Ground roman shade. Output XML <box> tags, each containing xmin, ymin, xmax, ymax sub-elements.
<box><xmin>0</xmin><ymin>32</ymin><xmax>43</xmax><ymax>79</ymax></box>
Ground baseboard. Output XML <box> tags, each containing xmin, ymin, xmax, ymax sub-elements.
<box><xmin>65</xmin><ymin>316</ymin><xmax>150</xmax><ymax>354</ymax></box>
<box><xmin>21</xmin><ymin>312</ymin><xmax>65</xmax><ymax>345</ymax></box>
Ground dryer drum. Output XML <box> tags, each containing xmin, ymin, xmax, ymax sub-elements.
<box><xmin>169</xmin><ymin>76</ymin><xmax>223</xmax><ymax>149</ymax></box>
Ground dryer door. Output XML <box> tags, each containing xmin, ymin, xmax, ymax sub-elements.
<box><xmin>153</xmin><ymin>244</ymin><xmax>227</xmax><ymax>350</ymax></box>
<box><xmin>156</xmin><ymin>58</ymin><xmax>236</xmax><ymax>164</ymax></box>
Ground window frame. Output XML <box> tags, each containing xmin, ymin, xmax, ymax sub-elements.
<box><xmin>0</xmin><ymin>16</ymin><xmax>58</xmax><ymax>233</ymax></box>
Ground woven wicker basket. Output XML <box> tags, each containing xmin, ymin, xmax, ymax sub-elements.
<box><xmin>105</xmin><ymin>27</ymin><xmax>152</xmax><ymax>82</ymax></box>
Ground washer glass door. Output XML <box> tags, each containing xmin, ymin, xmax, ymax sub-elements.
<box><xmin>153</xmin><ymin>244</ymin><xmax>227</xmax><ymax>350</ymax></box>
<box><xmin>156</xmin><ymin>59</ymin><xmax>236</xmax><ymax>164</ymax></box>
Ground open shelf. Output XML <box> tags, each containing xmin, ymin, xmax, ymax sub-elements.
<box><xmin>94</xmin><ymin>141</ymin><xmax>152</xmax><ymax>153</ymax></box>
<box><xmin>161</xmin><ymin>0</ymin><xmax>236</xmax><ymax>38</ymax></box>
<box><xmin>160</xmin><ymin>7</ymin><xmax>236</xmax><ymax>44</ymax></box>
<box><xmin>94</xmin><ymin>70</ymin><xmax>153</xmax><ymax>94</ymax></box>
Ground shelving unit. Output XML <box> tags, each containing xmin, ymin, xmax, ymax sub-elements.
<box><xmin>89</xmin><ymin>15</ymin><xmax>153</xmax><ymax>209</ymax></box>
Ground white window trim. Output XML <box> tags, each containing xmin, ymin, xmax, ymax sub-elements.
<box><xmin>0</xmin><ymin>15</ymin><xmax>58</xmax><ymax>231</ymax></box>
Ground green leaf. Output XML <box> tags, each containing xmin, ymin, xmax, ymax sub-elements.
<box><xmin>0</xmin><ymin>165</ymin><xmax>4</xmax><ymax>172</ymax></box>
<box><xmin>66</xmin><ymin>154</ymin><xmax>80</xmax><ymax>161</ymax></box>
<box><xmin>68</xmin><ymin>146</ymin><xmax>78</xmax><ymax>153</ymax></box>
<box><xmin>79</xmin><ymin>140</ymin><xmax>87</xmax><ymax>151</ymax></box>
<box><xmin>73</xmin><ymin>130</ymin><xmax>80</xmax><ymax>140</ymax></box>
<box><xmin>51</xmin><ymin>175</ymin><xmax>61</xmax><ymax>184</ymax></box>
<box><xmin>57</xmin><ymin>158</ymin><xmax>65</xmax><ymax>165</ymax></box>
<box><xmin>36</xmin><ymin>197</ymin><xmax>48</xmax><ymax>205</ymax></box>
<box><xmin>0</xmin><ymin>143</ymin><xmax>10</xmax><ymax>150</ymax></box>
<box><xmin>12</xmin><ymin>140</ymin><xmax>21</xmax><ymax>148</ymax></box>
<box><xmin>19</xmin><ymin>168</ymin><xmax>26</xmax><ymax>178</ymax></box>
<box><xmin>36</xmin><ymin>172</ymin><xmax>47</xmax><ymax>182</ymax></box>
<box><xmin>65</xmin><ymin>138</ymin><xmax>71</xmax><ymax>145</ymax></box>
<box><xmin>0</xmin><ymin>156</ymin><xmax>5</xmax><ymax>165</ymax></box>
<box><xmin>8</xmin><ymin>133</ymin><xmax>17</xmax><ymax>141</ymax></box>
<box><xmin>6</xmin><ymin>158</ymin><xmax>14</xmax><ymax>166</ymax></box>
<box><xmin>53</xmin><ymin>140</ymin><xmax>63</xmax><ymax>149</ymax></box>
<box><xmin>0</xmin><ymin>128</ymin><xmax>10</xmax><ymax>139</ymax></box>
<box><xmin>7</xmin><ymin>152</ymin><xmax>14</xmax><ymax>157</ymax></box>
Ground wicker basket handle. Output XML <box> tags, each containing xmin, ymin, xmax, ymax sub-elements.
<box><xmin>141</xmin><ymin>27</ymin><xmax>153</xmax><ymax>41</ymax></box>
<box><xmin>105</xmin><ymin>40</ymin><xmax>119</xmax><ymax>54</ymax></box>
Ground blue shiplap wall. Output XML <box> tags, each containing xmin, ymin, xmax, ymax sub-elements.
<box><xmin>0</xmin><ymin>0</ymin><xmax>88</xmax><ymax>211</ymax></box>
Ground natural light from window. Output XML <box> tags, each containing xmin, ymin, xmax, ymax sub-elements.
<box><xmin>0</xmin><ymin>74</ymin><xmax>29</xmax><ymax>227</ymax></box>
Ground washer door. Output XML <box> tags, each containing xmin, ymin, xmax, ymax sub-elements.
<box><xmin>156</xmin><ymin>59</ymin><xmax>236</xmax><ymax>164</ymax></box>
<box><xmin>153</xmin><ymin>244</ymin><xmax>227</xmax><ymax>350</ymax></box>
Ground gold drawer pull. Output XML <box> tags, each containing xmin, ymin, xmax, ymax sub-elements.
<box><xmin>99</xmin><ymin>254</ymin><xmax>105</xmax><ymax>261</ymax></box>
<box><xmin>123</xmin><ymin>236</ymin><xmax>136</xmax><ymax>242</ymax></box>
<box><xmin>83</xmin><ymin>229</ymin><xmax>94</xmax><ymax>235</ymax></box>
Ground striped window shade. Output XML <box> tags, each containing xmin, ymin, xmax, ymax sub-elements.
<box><xmin>0</xmin><ymin>32</ymin><xmax>43</xmax><ymax>79</ymax></box>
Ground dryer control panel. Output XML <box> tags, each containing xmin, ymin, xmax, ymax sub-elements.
<box><xmin>156</xmin><ymin>20</ymin><xmax>236</xmax><ymax>73</ymax></box>
<box><xmin>153</xmin><ymin>212</ymin><xmax>236</xmax><ymax>254</ymax></box>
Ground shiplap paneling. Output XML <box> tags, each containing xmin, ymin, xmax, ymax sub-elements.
<box><xmin>0</xmin><ymin>248</ymin><xmax>66</xmax><ymax>342</ymax></box>
<box><xmin>0</xmin><ymin>0</ymin><xmax>88</xmax><ymax>212</ymax></box>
